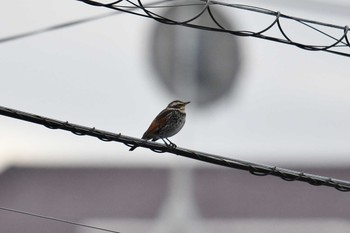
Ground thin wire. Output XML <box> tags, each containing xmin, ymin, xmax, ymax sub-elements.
<box><xmin>0</xmin><ymin>206</ymin><xmax>120</xmax><ymax>233</ymax></box>
<box><xmin>0</xmin><ymin>105</ymin><xmax>349</xmax><ymax>192</ymax></box>
<box><xmin>78</xmin><ymin>0</ymin><xmax>350</xmax><ymax>57</ymax></box>
<box><xmin>0</xmin><ymin>12</ymin><xmax>120</xmax><ymax>44</ymax></box>
<box><xmin>116</xmin><ymin>2</ymin><xmax>206</xmax><ymax>9</ymax></box>
<box><xmin>0</xmin><ymin>0</ymin><xmax>194</xmax><ymax>44</ymax></box>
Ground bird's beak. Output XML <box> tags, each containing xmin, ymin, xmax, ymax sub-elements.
<box><xmin>184</xmin><ymin>101</ymin><xmax>190</xmax><ymax>105</ymax></box>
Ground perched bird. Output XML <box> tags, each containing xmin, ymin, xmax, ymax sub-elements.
<box><xmin>129</xmin><ymin>100</ymin><xmax>190</xmax><ymax>151</ymax></box>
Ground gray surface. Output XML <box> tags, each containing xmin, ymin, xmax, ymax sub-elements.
<box><xmin>0</xmin><ymin>166</ymin><xmax>349</xmax><ymax>233</ymax></box>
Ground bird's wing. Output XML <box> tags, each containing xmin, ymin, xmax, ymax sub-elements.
<box><xmin>142</xmin><ymin>109</ymin><xmax>172</xmax><ymax>140</ymax></box>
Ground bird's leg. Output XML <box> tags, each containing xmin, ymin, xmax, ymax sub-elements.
<box><xmin>164</xmin><ymin>138</ymin><xmax>177</xmax><ymax>149</ymax></box>
<box><xmin>160</xmin><ymin>138</ymin><xmax>177</xmax><ymax>149</ymax></box>
<box><xmin>160</xmin><ymin>138</ymin><xmax>170</xmax><ymax>146</ymax></box>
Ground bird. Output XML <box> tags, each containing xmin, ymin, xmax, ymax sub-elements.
<box><xmin>129</xmin><ymin>100</ymin><xmax>190</xmax><ymax>151</ymax></box>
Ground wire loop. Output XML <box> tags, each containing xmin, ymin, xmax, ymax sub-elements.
<box><xmin>248</xmin><ymin>165</ymin><xmax>271</xmax><ymax>176</ymax></box>
<box><xmin>77</xmin><ymin>0</ymin><xmax>350</xmax><ymax>57</ymax></box>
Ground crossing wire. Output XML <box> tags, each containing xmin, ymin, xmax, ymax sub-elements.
<box><xmin>1</xmin><ymin>105</ymin><xmax>350</xmax><ymax>192</ymax></box>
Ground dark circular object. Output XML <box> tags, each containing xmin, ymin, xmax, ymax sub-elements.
<box><xmin>150</xmin><ymin>5</ymin><xmax>242</xmax><ymax>107</ymax></box>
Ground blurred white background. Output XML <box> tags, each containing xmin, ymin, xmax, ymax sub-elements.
<box><xmin>0</xmin><ymin>0</ymin><xmax>350</xmax><ymax>170</ymax></box>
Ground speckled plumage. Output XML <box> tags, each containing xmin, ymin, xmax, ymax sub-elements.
<box><xmin>129</xmin><ymin>100</ymin><xmax>190</xmax><ymax>151</ymax></box>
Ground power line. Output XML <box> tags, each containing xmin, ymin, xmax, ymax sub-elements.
<box><xmin>0</xmin><ymin>206</ymin><xmax>120</xmax><ymax>233</ymax></box>
<box><xmin>0</xmin><ymin>105</ymin><xmax>349</xmax><ymax>192</ymax></box>
<box><xmin>0</xmin><ymin>12</ymin><xmax>118</xmax><ymax>44</ymax></box>
<box><xmin>78</xmin><ymin>0</ymin><xmax>350</xmax><ymax>57</ymax></box>
<box><xmin>2</xmin><ymin>0</ymin><xmax>349</xmax><ymax>56</ymax></box>
<box><xmin>0</xmin><ymin>0</ymin><xmax>176</xmax><ymax>44</ymax></box>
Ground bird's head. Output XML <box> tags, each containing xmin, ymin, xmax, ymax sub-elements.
<box><xmin>167</xmin><ymin>100</ymin><xmax>190</xmax><ymax>112</ymax></box>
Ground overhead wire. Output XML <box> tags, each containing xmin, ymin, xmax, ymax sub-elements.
<box><xmin>0</xmin><ymin>12</ymin><xmax>119</xmax><ymax>44</ymax></box>
<box><xmin>78</xmin><ymin>0</ymin><xmax>350</xmax><ymax>57</ymax></box>
<box><xmin>1</xmin><ymin>0</ymin><xmax>349</xmax><ymax>57</ymax></box>
<box><xmin>0</xmin><ymin>206</ymin><xmax>120</xmax><ymax>233</ymax></box>
<box><xmin>0</xmin><ymin>105</ymin><xmax>350</xmax><ymax>192</ymax></box>
<box><xmin>0</xmin><ymin>0</ymin><xmax>201</xmax><ymax>44</ymax></box>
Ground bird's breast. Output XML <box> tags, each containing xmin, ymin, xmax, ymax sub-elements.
<box><xmin>158</xmin><ymin>111</ymin><xmax>186</xmax><ymax>138</ymax></box>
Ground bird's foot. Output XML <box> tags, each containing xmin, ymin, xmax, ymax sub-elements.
<box><xmin>168</xmin><ymin>142</ymin><xmax>177</xmax><ymax>149</ymax></box>
<box><xmin>161</xmin><ymin>138</ymin><xmax>177</xmax><ymax>149</ymax></box>
<box><xmin>165</xmin><ymin>138</ymin><xmax>177</xmax><ymax>149</ymax></box>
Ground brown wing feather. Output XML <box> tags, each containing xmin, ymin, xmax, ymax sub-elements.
<box><xmin>142</xmin><ymin>109</ymin><xmax>171</xmax><ymax>140</ymax></box>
